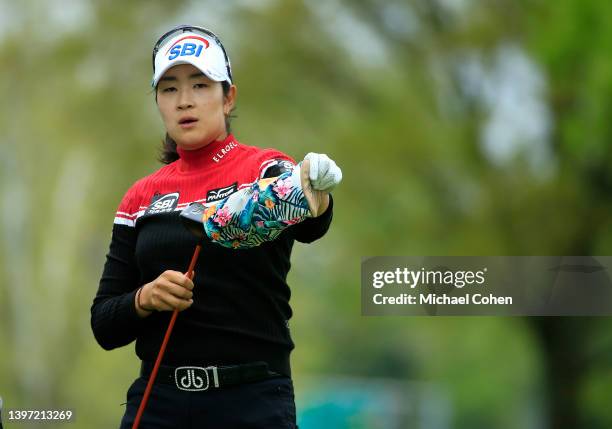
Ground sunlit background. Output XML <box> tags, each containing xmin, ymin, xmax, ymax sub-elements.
<box><xmin>1</xmin><ymin>0</ymin><xmax>612</xmax><ymax>428</ymax></box>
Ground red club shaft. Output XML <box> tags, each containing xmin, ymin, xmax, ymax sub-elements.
<box><xmin>132</xmin><ymin>244</ymin><xmax>202</xmax><ymax>429</ymax></box>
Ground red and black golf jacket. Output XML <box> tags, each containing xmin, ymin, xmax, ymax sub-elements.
<box><xmin>90</xmin><ymin>134</ymin><xmax>333</xmax><ymax>377</ymax></box>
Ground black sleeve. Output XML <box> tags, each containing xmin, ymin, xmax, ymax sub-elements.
<box><xmin>90</xmin><ymin>224</ymin><xmax>144</xmax><ymax>350</ymax></box>
<box><xmin>291</xmin><ymin>194</ymin><xmax>334</xmax><ymax>244</ymax></box>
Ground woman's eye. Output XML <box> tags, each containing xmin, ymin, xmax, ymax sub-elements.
<box><xmin>162</xmin><ymin>87</ymin><xmax>176</xmax><ymax>93</ymax></box>
<box><xmin>194</xmin><ymin>83</ymin><xmax>208</xmax><ymax>89</ymax></box>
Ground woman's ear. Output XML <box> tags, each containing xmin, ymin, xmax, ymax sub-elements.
<box><xmin>224</xmin><ymin>84</ymin><xmax>237</xmax><ymax>115</ymax></box>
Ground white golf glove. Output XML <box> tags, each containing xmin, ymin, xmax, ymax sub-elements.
<box><xmin>303</xmin><ymin>152</ymin><xmax>343</xmax><ymax>192</ymax></box>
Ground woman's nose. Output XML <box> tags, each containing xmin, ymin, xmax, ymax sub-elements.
<box><xmin>177</xmin><ymin>89</ymin><xmax>194</xmax><ymax>110</ymax></box>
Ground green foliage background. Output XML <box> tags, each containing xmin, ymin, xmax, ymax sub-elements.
<box><xmin>1</xmin><ymin>0</ymin><xmax>612</xmax><ymax>427</ymax></box>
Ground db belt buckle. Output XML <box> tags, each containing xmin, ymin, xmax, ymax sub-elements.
<box><xmin>174</xmin><ymin>366</ymin><xmax>219</xmax><ymax>391</ymax></box>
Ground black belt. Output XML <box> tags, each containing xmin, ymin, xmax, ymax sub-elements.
<box><xmin>140</xmin><ymin>361</ymin><xmax>279</xmax><ymax>391</ymax></box>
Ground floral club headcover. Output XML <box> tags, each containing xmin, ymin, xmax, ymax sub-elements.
<box><xmin>183</xmin><ymin>164</ymin><xmax>312</xmax><ymax>249</ymax></box>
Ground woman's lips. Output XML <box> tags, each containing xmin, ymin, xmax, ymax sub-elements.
<box><xmin>179</xmin><ymin>118</ymin><xmax>198</xmax><ymax>129</ymax></box>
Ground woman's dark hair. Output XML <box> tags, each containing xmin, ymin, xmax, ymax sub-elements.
<box><xmin>157</xmin><ymin>81</ymin><xmax>235</xmax><ymax>164</ymax></box>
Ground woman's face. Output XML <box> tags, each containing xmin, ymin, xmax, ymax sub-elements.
<box><xmin>156</xmin><ymin>63</ymin><xmax>236</xmax><ymax>149</ymax></box>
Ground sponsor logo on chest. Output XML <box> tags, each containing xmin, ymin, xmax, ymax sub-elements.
<box><xmin>212</xmin><ymin>141</ymin><xmax>238</xmax><ymax>163</ymax></box>
<box><xmin>206</xmin><ymin>182</ymin><xmax>237</xmax><ymax>203</ymax></box>
<box><xmin>144</xmin><ymin>192</ymin><xmax>180</xmax><ymax>216</ymax></box>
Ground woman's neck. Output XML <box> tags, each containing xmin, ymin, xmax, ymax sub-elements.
<box><xmin>175</xmin><ymin>134</ymin><xmax>236</xmax><ymax>174</ymax></box>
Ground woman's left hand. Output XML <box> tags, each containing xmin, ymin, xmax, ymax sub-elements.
<box><xmin>300</xmin><ymin>153</ymin><xmax>342</xmax><ymax>217</ymax></box>
<box><xmin>303</xmin><ymin>153</ymin><xmax>343</xmax><ymax>192</ymax></box>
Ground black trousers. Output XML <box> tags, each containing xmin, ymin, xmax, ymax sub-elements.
<box><xmin>119</xmin><ymin>375</ymin><xmax>297</xmax><ymax>428</ymax></box>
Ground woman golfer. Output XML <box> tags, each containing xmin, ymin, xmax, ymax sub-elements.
<box><xmin>90</xmin><ymin>24</ymin><xmax>342</xmax><ymax>428</ymax></box>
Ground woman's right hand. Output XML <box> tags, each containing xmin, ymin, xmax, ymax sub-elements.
<box><xmin>136</xmin><ymin>270</ymin><xmax>194</xmax><ymax>315</ymax></box>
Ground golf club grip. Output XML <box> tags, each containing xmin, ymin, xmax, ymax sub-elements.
<box><xmin>132</xmin><ymin>244</ymin><xmax>202</xmax><ymax>429</ymax></box>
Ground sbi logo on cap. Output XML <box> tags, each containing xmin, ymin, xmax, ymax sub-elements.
<box><xmin>166</xmin><ymin>35</ymin><xmax>210</xmax><ymax>61</ymax></box>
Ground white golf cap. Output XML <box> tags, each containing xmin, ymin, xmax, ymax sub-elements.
<box><xmin>152</xmin><ymin>30</ymin><xmax>232</xmax><ymax>87</ymax></box>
